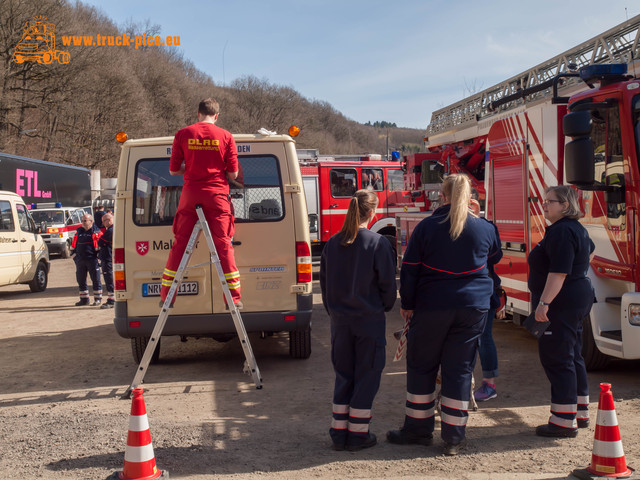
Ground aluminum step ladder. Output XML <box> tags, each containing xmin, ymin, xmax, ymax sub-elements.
<box><xmin>122</xmin><ymin>205</ymin><xmax>262</xmax><ymax>399</ymax></box>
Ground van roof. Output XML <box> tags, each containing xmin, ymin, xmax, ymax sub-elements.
<box><xmin>122</xmin><ymin>134</ymin><xmax>296</xmax><ymax>148</ymax></box>
<box><xmin>0</xmin><ymin>190</ymin><xmax>23</xmax><ymax>200</ymax></box>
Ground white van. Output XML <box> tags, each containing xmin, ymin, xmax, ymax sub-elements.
<box><xmin>113</xmin><ymin>133</ymin><xmax>313</xmax><ymax>362</ymax></box>
<box><xmin>0</xmin><ymin>191</ymin><xmax>50</xmax><ymax>292</ymax></box>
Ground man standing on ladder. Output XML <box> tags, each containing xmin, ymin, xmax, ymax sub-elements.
<box><xmin>160</xmin><ymin>98</ymin><xmax>242</xmax><ymax>308</ymax></box>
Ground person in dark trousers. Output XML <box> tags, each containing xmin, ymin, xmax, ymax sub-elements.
<box><xmin>387</xmin><ymin>173</ymin><xmax>501</xmax><ymax>456</ymax></box>
<box><xmin>320</xmin><ymin>189</ymin><xmax>397</xmax><ymax>452</ymax></box>
<box><xmin>469</xmin><ymin>194</ymin><xmax>505</xmax><ymax>402</ymax></box>
<box><xmin>71</xmin><ymin>213</ymin><xmax>102</xmax><ymax>306</ymax></box>
<box><xmin>529</xmin><ymin>185</ymin><xmax>594</xmax><ymax>438</ymax></box>
<box><xmin>160</xmin><ymin>98</ymin><xmax>241</xmax><ymax>308</ymax></box>
<box><xmin>94</xmin><ymin>205</ymin><xmax>106</xmax><ymax>230</ymax></box>
<box><xmin>98</xmin><ymin>213</ymin><xmax>114</xmax><ymax>309</ymax></box>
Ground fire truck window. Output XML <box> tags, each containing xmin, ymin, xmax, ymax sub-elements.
<box><xmin>134</xmin><ymin>156</ymin><xmax>284</xmax><ymax>226</ymax></box>
<box><xmin>590</xmin><ymin>105</ymin><xmax>626</xmax><ymax>230</ymax></box>
<box><xmin>362</xmin><ymin>169</ymin><xmax>383</xmax><ymax>191</ymax></box>
<box><xmin>0</xmin><ymin>201</ymin><xmax>15</xmax><ymax>231</ymax></box>
<box><xmin>330</xmin><ymin>169</ymin><xmax>357</xmax><ymax>197</ymax></box>
<box><xmin>15</xmin><ymin>204</ymin><xmax>34</xmax><ymax>233</ymax></box>
<box><xmin>387</xmin><ymin>169</ymin><xmax>405</xmax><ymax>191</ymax></box>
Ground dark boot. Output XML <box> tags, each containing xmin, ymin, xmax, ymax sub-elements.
<box><xmin>345</xmin><ymin>432</ymin><xmax>377</xmax><ymax>451</ymax></box>
<box><xmin>75</xmin><ymin>298</ymin><xmax>90</xmax><ymax>306</ymax></box>
<box><xmin>535</xmin><ymin>423</ymin><xmax>578</xmax><ymax>438</ymax></box>
<box><xmin>387</xmin><ymin>428</ymin><xmax>433</xmax><ymax>446</ymax></box>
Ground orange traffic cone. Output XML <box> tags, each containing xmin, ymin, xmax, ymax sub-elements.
<box><xmin>107</xmin><ymin>388</ymin><xmax>167</xmax><ymax>480</ymax></box>
<box><xmin>572</xmin><ymin>383</ymin><xmax>635</xmax><ymax>480</ymax></box>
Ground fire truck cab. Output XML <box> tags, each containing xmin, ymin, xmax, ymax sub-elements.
<box><xmin>29</xmin><ymin>203</ymin><xmax>88</xmax><ymax>258</ymax></box>
<box><xmin>300</xmin><ymin>154</ymin><xmax>422</xmax><ymax>258</ymax></box>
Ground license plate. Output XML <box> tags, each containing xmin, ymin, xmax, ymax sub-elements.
<box><xmin>142</xmin><ymin>282</ymin><xmax>199</xmax><ymax>297</ymax></box>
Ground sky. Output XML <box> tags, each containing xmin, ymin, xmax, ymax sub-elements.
<box><xmin>76</xmin><ymin>0</ymin><xmax>640</xmax><ymax>130</ymax></box>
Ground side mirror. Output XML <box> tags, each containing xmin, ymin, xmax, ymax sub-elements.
<box><xmin>563</xmin><ymin>111</ymin><xmax>596</xmax><ymax>188</ymax></box>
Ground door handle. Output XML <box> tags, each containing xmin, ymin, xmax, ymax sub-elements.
<box><xmin>12</xmin><ymin>239</ymin><xmax>18</xmax><ymax>243</ymax></box>
<box><xmin>330</xmin><ymin>204</ymin><xmax>338</xmax><ymax>208</ymax></box>
<box><xmin>231</xmin><ymin>240</ymin><xmax>242</xmax><ymax>246</ymax></box>
<box><xmin>21</xmin><ymin>239</ymin><xmax>27</xmax><ymax>242</ymax></box>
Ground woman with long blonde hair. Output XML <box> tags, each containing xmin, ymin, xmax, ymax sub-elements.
<box><xmin>387</xmin><ymin>174</ymin><xmax>501</xmax><ymax>455</ymax></box>
<box><xmin>320</xmin><ymin>189</ymin><xmax>397</xmax><ymax>452</ymax></box>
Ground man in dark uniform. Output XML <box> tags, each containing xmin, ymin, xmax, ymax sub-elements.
<box><xmin>160</xmin><ymin>98</ymin><xmax>241</xmax><ymax>308</ymax></box>
<box><xmin>98</xmin><ymin>213</ymin><xmax>114</xmax><ymax>309</ymax></box>
<box><xmin>71</xmin><ymin>213</ymin><xmax>102</xmax><ymax>306</ymax></box>
<box><xmin>94</xmin><ymin>205</ymin><xmax>106</xmax><ymax>230</ymax></box>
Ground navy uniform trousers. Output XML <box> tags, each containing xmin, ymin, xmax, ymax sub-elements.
<box><xmin>403</xmin><ymin>307</ymin><xmax>487</xmax><ymax>445</ymax></box>
<box><xmin>330</xmin><ymin>314</ymin><xmax>386</xmax><ymax>446</ymax></box>
<box><xmin>75</xmin><ymin>256</ymin><xmax>102</xmax><ymax>301</ymax></box>
<box><xmin>538</xmin><ymin>304</ymin><xmax>592</xmax><ymax>429</ymax></box>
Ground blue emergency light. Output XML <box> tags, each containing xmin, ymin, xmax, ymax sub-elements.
<box><xmin>579</xmin><ymin>64</ymin><xmax>628</xmax><ymax>83</ymax></box>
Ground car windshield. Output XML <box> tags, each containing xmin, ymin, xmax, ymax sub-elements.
<box><xmin>30</xmin><ymin>210</ymin><xmax>64</xmax><ymax>225</ymax></box>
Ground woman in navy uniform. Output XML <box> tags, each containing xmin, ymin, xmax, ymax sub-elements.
<box><xmin>387</xmin><ymin>173</ymin><xmax>501</xmax><ymax>455</ymax></box>
<box><xmin>320</xmin><ymin>189</ymin><xmax>397</xmax><ymax>452</ymax></box>
<box><xmin>529</xmin><ymin>185</ymin><xmax>594</xmax><ymax>437</ymax></box>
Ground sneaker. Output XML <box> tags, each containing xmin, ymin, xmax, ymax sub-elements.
<box><xmin>386</xmin><ymin>428</ymin><xmax>433</xmax><ymax>446</ymax></box>
<box><xmin>345</xmin><ymin>432</ymin><xmax>377</xmax><ymax>451</ymax></box>
<box><xmin>92</xmin><ymin>300</ymin><xmax>102</xmax><ymax>306</ymax></box>
<box><xmin>225</xmin><ymin>301</ymin><xmax>244</xmax><ymax>311</ymax></box>
<box><xmin>443</xmin><ymin>440</ymin><xmax>465</xmax><ymax>456</ymax></box>
<box><xmin>100</xmin><ymin>302</ymin><xmax>114</xmax><ymax>309</ymax></box>
<box><xmin>474</xmin><ymin>381</ymin><xmax>497</xmax><ymax>402</ymax></box>
<box><xmin>75</xmin><ymin>299</ymin><xmax>90</xmax><ymax>306</ymax></box>
<box><xmin>535</xmin><ymin>423</ymin><xmax>578</xmax><ymax>438</ymax></box>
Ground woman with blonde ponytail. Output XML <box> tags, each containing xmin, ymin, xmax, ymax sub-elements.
<box><xmin>387</xmin><ymin>174</ymin><xmax>502</xmax><ymax>455</ymax></box>
<box><xmin>320</xmin><ymin>189</ymin><xmax>397</xmax><ymax>452</ymax></box>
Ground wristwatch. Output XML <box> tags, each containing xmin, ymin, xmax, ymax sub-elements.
<box><xmin>539</xmin><ymin>300</ymin><xmax>551</xmax><ymax>306</ymax></box>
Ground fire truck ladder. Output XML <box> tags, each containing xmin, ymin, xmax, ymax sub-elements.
<box><xmin>427</xmin><ymin>13</ymin><xmax>640</xmax><ymax>137</ymax></box>
<box><xmin>123</xmin><ymin>205</ymin><xmax>262</xmax><ymax>399</ymax></box>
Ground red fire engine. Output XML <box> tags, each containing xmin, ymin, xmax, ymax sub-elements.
<box><xmin>397</xmin><ymin>14</ymin><xmax>640</xmax><ymax>369</ymax></box>
<box><xmin>298</xmin><ymin>151</ymin><xmax>425</xmax><ymax>258</ymax></box>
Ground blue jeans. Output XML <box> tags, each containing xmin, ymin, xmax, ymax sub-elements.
<box><xmin>478</xmin><ymin>307</ymin><xmax>498</xmax><ymax>378</ymax></box>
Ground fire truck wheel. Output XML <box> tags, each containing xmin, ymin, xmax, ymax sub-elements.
<box><xmin>289</xmin><ymin>326</ymin><xmax>311</xmax><ymax>359</ymax></box>
<box><xmin>28</xmin><ymin>262</ymin><xmax>48</xmax><ymax>292</ymax></box>
<box><xmin>131</xmin><ymin>337</ymin><xmax>161</xmax><ymax>364</ymax></box>
<box><xmin>60</xmin><ymin>241</ymin><xmax>71</xmax><ymax>259</ymax></box>
<box><xmin>581</xmin><ymin>314</ymin><xmax>610</xmax><ymax>371</ymax></box>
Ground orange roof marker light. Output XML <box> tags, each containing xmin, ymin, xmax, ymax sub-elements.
<box><xmin>116</xmin><ymin>131</ymin><xmax>128</xmax><ymax>143</ymax></box>
<box><xmin>288</xmin><ymin>125</ymin><xmax>300</xmax><ymax>137</ymax></box>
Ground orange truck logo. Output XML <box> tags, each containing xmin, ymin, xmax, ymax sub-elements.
<box><xmin>12</xmin><ymin>16</ymin><xmax>70</xmax><ymax>65</ymax></box>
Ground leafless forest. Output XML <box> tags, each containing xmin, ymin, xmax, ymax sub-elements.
<box><xmin>0</xmin><ymin>0</ymin><xmax>424</xmax><ymax>176</ymax></box>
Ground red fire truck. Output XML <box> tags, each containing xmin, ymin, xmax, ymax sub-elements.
<box><xmin>298</xmin><ymin>151</ymin><xmax>425</xmax><ymax>258</ymax></box>
<box><xmin>399</xmin><ymin>14</ymin><xmax>640</xmax><ymax>369</ymax></box>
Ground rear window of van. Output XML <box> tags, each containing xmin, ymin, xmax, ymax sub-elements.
<box><xmin>133</xmin><ymin>156</ymin><xmax>285</xmax><ymax>226</ymax></box>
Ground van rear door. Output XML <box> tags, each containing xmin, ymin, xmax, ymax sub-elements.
<box><xmin>124</xmin><ymin>145</ymin><xmax>214</xmax><ymax>318</ymax></box>
<box><xmin>228</xmin><ymin>140</ymin><xmax>298</xmax><ymax>313</ymax></box>
<box><xmin>0</xmin><ymin>199</ymin><xmax>21</xmax><ymax>284</ymax></box>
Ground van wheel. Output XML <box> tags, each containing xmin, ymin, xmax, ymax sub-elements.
<box><xmin>60</xmin><ymin>241</ymin><xmax>71</xmax><ymax>259</ymax></box>
<box><xmin>28</xmin><ymin>262</ymin><xmax>48</xmax><ymax>292</ymax></box>
<box><xmin>582</xmin><ymin>315</ymin><xmax>610</xmax><ymax>371</ymax></box>
<box><xmin>131</xmin><ymin>337</ymin><xmax>161</xmax><ymax>364</ymax></box>
<box><xmin>289</xmin><ymin>327</ymin><xmax>311</xmax><ymax>359</ymax></box>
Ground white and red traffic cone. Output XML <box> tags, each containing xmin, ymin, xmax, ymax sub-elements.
<box><xmin>108</xmin><ymin>388</ymin><xmax>167</xmax><ymax>480</ymax></box>
<box><xmin>572</xmin><ymin>383</ymin><xmax>636</xmax><ymax>480</ymax></box>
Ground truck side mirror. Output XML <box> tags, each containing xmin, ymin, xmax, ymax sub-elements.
<box><xmin>563</xmin><ymin>111</ymin><xmax>596</xmax><ymax>188</ymax></box>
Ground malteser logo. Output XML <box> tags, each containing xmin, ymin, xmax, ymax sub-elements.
<box><xmin>13</xmin><ymin>16</ymin><xmax>70</xmax><ymax>65</ymax></box>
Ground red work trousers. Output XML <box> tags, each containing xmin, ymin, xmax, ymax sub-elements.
<box><xmin>160</xmin><ymin>186</ymin><xmax>241</xmax><ymax>304</ymax></box>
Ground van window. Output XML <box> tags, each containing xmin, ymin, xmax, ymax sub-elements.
<box><xmin>134</xmin><ymin>156</ymin><xmax>285</xmax><ymax>226</ymax></box>
<box><xmin>330</xmin><ymin>169</ymin><xmax>357</xmax><ymax>197</ymax></box>
<box><xmin>15</xmin><ymin>204</ymin><xmax>34</xmax><ymax>233</ymax></box>
<box><xmin>0</xmin><ymin>201</ymin><xmax>15</xmax><ymax>231</ymax></box>
<box><xmin>388</xmin><ymin>169</ymin><xmax>405</xmax><ymax>191</ymax></box>
<box><xmin>361</xmin><ymin>168</ymin><xmax>383</xmax><ymax>191</ymax></box>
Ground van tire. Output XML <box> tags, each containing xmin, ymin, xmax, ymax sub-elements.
<box><xmin>28</xmin><ymin>262</ymin><xmax>48</xmax><ymax>292</ymax></box>
<box><xmin>289</xmin><ymin>327</ymin><xmax>311</xmax><ymax>359</ymax></box>
<box><xmin>60</xmin><ymin>241</ymin><xmax>71</xmax><ymax>259</ymax></box>
<box><xmin>582</xmin><ymin>315</ymin><xmax>610</xmax><ymax>371</ymax></box>
<box><xmin>132</xmin><ymin>337</ymin><xmax>161</xmax><ymax>364</ymax></box>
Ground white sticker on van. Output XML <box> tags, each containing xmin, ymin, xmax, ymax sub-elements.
<box><xmin>249</xmin><ymin>266</ymin><xmax>285</xmax><ymax>272</ymax></box>
<box><xmin>237</xmin><ymin>144</ymin><xmax>251</xmax><ymax>153</ymax></box>
<box><xmin>257</xmin><ymin>280</ymin><xmax>281</xmax><ymax>290</ymax></box>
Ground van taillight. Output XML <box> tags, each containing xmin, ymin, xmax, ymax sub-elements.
<box><xmin>114</xmin><ymin>247</ymin><xmax>126</xmax><ymax>291</ymax></box>
<box><xmin>296</xmin><ymin>241</ymin><xmax>312</xmax><ymax>283</ymax></box>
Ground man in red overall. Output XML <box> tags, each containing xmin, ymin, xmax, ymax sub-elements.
<box><xmin>160</xmin><ymin>98</ymin><xmax>241</xmax><ymax>307</ymax></box>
